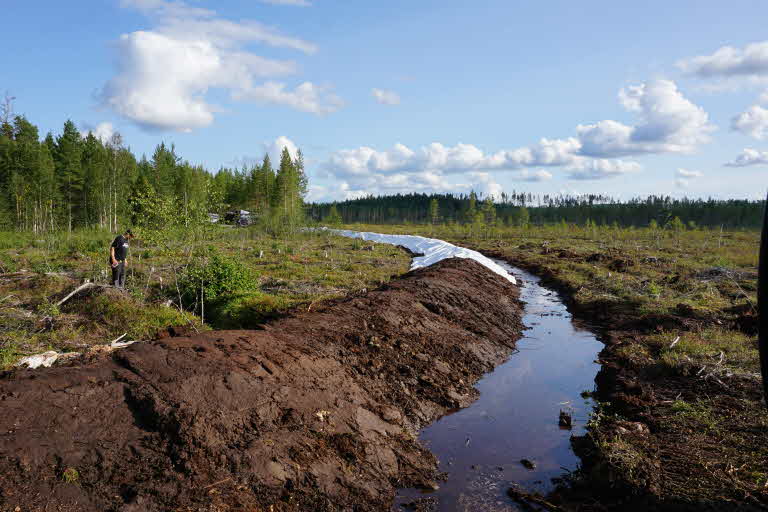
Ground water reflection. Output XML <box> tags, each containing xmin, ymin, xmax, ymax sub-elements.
<box><xmin>394</xmin><ymin>262</ymin><xmax>603</xmax><ymax>511</ymax></box>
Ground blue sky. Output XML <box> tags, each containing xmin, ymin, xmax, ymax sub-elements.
<box><xmin>3</xmin><ymin>0</ymin><xmax>768</xmax><ymax>201</ymax></box>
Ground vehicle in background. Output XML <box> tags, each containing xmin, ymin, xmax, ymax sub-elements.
<box><xmin>223</xmin><ymin>210</ymin><xmax>253</xmax><ymax>226</ymax></box>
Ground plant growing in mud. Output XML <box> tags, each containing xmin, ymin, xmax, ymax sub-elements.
<box><xmin>36</xmin><ymin>299</ymin><xmax>60</xmax><ymax>318</ymax></box>
<box><xmin>62</xmin><ymin>467</ymin><xmax>79</xmax><ymax>484</ymax></box>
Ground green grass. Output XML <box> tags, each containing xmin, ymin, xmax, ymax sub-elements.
<box><xmin>0</xmin><ymin>226</ymin><xmax>410</xmax><ymax>368</ymax></box>
<box><xmin>654</xmin><ymin>328</ymin><xmax>759</xmax><ymax>374</ymax></box>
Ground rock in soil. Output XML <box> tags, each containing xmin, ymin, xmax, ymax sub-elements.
<box><xmin>0</xmin><ymin>258</ymin><xmax>523</xmax><ymax>512</ymax></box>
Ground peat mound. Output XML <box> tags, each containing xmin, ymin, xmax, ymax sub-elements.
<box><xmin>0</xmin><ymin>257</ymin><xmax>523</xmax><ymax>512</ymax></box>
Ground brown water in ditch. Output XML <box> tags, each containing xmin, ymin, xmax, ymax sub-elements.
<box><xmin>394</xmin><ymin>260</ymin><xmax>603</xmax><ymax>511</ymax></box>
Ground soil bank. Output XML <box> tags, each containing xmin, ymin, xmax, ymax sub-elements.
<box><xmin>0</xmin><ymin>258</ymin><xmax>523</xmax><ymax>512</ymax></box>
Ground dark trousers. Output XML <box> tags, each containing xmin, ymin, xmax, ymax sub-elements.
<box><xmin>112</xmin><ymin>261</ymin><xmax>126</xmax><ymax>288</ymax></box>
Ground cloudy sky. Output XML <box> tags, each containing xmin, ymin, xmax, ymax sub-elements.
<box><xmin>4</xmin><ymin>1</ymin><xmax>768</xmax><ymax>201</ymax></box>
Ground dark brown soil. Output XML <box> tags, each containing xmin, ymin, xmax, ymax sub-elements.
<box><xmin>0</xmin><ymin>258</ymin><xmax>523</xmax><ymax>512</ymax></box>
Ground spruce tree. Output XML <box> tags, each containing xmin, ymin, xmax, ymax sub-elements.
<box><xmin>55</xmin><ymin>120</ymin><xmax>83</xmax><ymax>232</ymax></box>
<box><xmin>274</xmin><ymin>147</ymin><xmax>303</xmax><ymax>231</ymax></box>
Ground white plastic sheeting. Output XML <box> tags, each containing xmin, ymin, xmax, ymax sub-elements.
<box><xmin>329</xmin><ymin>229</ymin><xmax>517</xmax><ymax>285</ymax></box>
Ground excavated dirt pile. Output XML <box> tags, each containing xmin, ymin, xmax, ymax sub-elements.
<box><xmin>0</xmin><ymin>258</ymin><xmax>523</xmax><ymax>512</ymax></box>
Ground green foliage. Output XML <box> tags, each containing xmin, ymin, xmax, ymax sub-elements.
<box><xmin>668</xmin><ymin>216</ymin><xmax>686</xmax><ymax>232</ymax></box>
<box><xmin>128</xmin><ymin>175</ymin><xmax>175</xmax><ymax>232</ymax></box>
<box><xmin>0</xmin><ymin>111</ymin><xmax>311</xmax><ymax>236</ymax></box>
<box><xmin>481</xmin><ymin>197</ymin><xmax>496</xmax><ymax>225</ymax></box>
<box><xmin>36</xmin><ymin>300</ymin><xmax>60</xmax><ymax>317</ymax></box>
<box><xmin>62</xmin><ymin>467</ymin><xmax>79</xmax><ymax>484</ymax></box>
<box><xmin>518</xmin><ymin>206</ymin><xmax>530</xmax><ymax>228</ymax></box>
<box><xmin>0</xmin><ymin>340</ymin><xmax>20</xmax><ymax>370</ymax></box>
<box><xmin>464</xmin><ymin>191</ymin><xmax>478</xmax><ymax>224</ymax></box>
<box><xmin>646</xmin><ymin>282</ymin><xmax>662</xmax><ymax>296</ymax></box>
<box><xmin>325</xmin><ymin>204</ymin><xmax>343</xmax><ymax>225</ymax></box>
<box><xmin>271</xmin><ymin>147</ymin><xmax>306</xmax><ymax>234</ymax></box>
<box><xmin>178</xmin><ymin>249</ymin><xmax>257</xmax><ymax>305</ymax></box>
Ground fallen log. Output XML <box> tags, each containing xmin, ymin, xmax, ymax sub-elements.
<box><xmin>55</xmin><ymin>281</ymin><xmax>112</xmax><ymax>307</ymax></box>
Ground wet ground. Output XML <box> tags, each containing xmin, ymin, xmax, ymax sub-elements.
<box><xmin>394</xmin><ymin>261</ymin><xmax>603</xmax><ymax>511</ymax></box>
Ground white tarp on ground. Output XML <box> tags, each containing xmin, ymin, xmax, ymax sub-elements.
<box><xmin>328</xmin><ymin>229</ymin><xmax>517</xmax><ymax>285</ymax></box>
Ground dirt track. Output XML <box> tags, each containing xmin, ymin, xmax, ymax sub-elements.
<box><xmin>0</xmin><ymin>258</ymin><xmax>523</xmax><ymax>512</ymax></box>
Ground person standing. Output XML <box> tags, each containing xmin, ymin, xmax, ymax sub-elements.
<box><xmin>109</xmin><ymin>229</ymin><xmax>134</xmax><ymax>288</ymax></box>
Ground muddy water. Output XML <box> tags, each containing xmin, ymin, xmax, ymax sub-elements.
<box><xmin>394</xmin><ymin>261</ymin><xmax>603</xmax><ymax>511</ymax></box>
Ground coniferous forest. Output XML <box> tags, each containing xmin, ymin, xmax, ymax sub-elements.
<box><xmin>310</xmin><ymin>192</ymin><xmax>765</xmax><ymax>229</ymax></box>
<box><xmin>0</xmin><ymin>111</ymin><xmax>307</xmax><ymax>234</ymax></box>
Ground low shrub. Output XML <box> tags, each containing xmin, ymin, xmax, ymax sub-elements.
<box><xmin>178</xmin><ymin>249</ymin><xmax>257</xmax><ymax>307</ymax></box>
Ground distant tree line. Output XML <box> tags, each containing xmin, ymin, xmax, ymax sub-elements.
<box><xmin>309</xmin><ymin>192</ymin><xmax>766</xmax><ymax>229</ymax></box>
<box><xmin>0</xmin><ymin>107</ymin><xmax>307</xmax><ymax>233</ymax></box>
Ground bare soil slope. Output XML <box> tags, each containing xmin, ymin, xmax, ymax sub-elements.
<box><xmin>0</xmin><ymin>258</ymin><xmax>523</xmax><ymax>512</ymax></box>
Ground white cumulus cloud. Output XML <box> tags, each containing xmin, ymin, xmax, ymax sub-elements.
<box><xmin>567</xmin><ymin>158</ymin><xmax>642</xmax><ymax>180</ymax></box>
<box><xmin>80</xmin><ymin>122</ymin><xmax>115</xmax><ymax>142</ymax></box>
<box><xmin>468</xmin><ymin>172</ymin><xmax>504</xmax><ymax>200</ymax></box>
<box><xmin>321</xmin><ymin>140</ymin><xmax>639</xmax><ymax>200</ymax></box>
<box><xmin>678</xmin><ymin>41</ymin><xmax>768</xmax><ymax>78</ymax></box>
<box><xmin>731</xmin><ymin>104</ymin><xmax>768</xmax><ymax>140</ymax></box>
<box><xmin>325</xmin><ymin>141</ymin><xmax>639</xmax><ymax>178</ymax></box>
<box><xmin>372</xmin><ymin>88</ymin><xmax>401</xmax><ymax>106</ymax></box>
<box><xmin>264</xmin><ymin>135</ymin><xmax>299</xmax><ymax>164</ymax></box>
<box><xmin>514</xmin><ymin>169</ymin><xmax>553</xmax><ymax>182</ymax></box>
<box><xmin>103</xmin><ymin>0</ymin><xmax>337</xmax><ymax>132</ymax></box>
<box><xmin>725</xmin><ymin>148</ymin><xmax>768</xmax><ymax>167</ymax></box>
<box><xmin>576</xmin><ymin>80</ymin><xmax>714</xmax><ymax>157</ymax></box>
<box><xmin>320</xmin><ymin>80</ymin><xmax>710</xmax><ymax>198</ymax></box>
<box><xmin>239</xmin><ymin>82</ymin><xmax>343</xmax><ymax>115</ymax></box>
